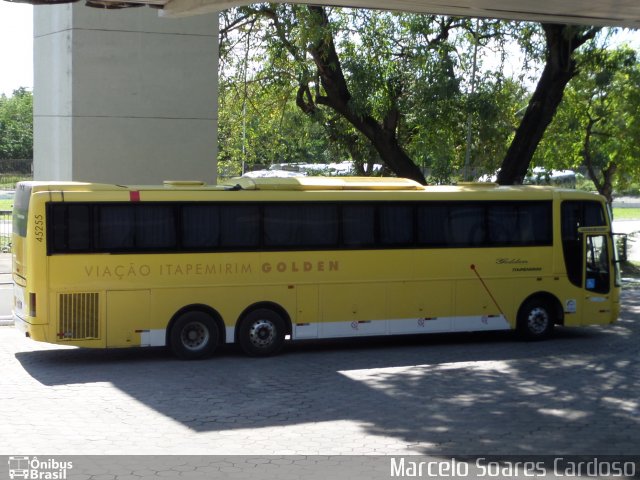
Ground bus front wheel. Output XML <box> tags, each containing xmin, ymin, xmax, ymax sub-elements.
<box><xmin>169</xmin><ymin>311</ymin><xmax>220</xmax><ymax>360</ymax></box>
<box><xmin>237</xmin><ymin>308</ymin><xmax>286</xmax><ymax>357</ymax></box>
<box><xmin>517</xmin><ymin>297</ymin><xmax>555</xmax><ymax>340</ymax></box>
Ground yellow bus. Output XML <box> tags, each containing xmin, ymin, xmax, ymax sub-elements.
<box><xmin>12</xmin><ymin>177</ymin><xmax>621</xmax><ymax>359</ymax></box>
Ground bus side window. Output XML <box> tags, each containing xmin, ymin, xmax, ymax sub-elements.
<box><xmin>264</xmin><ymin>204</ymin><xmax>338</xmax><ymax>248</ymax></box>
<box><xmin>182</xmin><ymin>205</ymin><xmax>221</xmax><ymax>249</ymax></box>
<box><xmin>525</xmin><ymin>203</ymin><xmax>552</xmax><ymax>245</ymax></box>
<box><xmin>97</xmin><ymin>205</ymin><xmax>135</xmax><ymax>250</ymax></box>
<box><xmin>488</xmin><ymin>204</ymin><xmax>519</xmax><ymax>245</ymax></box>
<box><xmin>417</xmin><ymin>204</ymin><xmax>449</xmax><ymax>246</ymax></box>
<box><xmin>342</xmin><ymin>205</ymin><xmax>375</xmax><ymax>247</ymax></box>
<box><xmin>50</xmin><ymin>204</ymin><xmax>91</xmax><ymax>252</ymax></box>
<box><xmin>379</xmin><ymin>205</ymin><xmax>414</xmax><ymax>246</ymax></box>
<box><xmin>449</xmin><ymin>205</ymin><xmax>485</xmax><ymax>246</ymax></box>
<box><xmin>562</xmin><ymin>200</ymin><xmax>607</xmax><ymax>288</ymax></box>
<box><xmin>220</xmin><ymin>205</ymin><xmax>260</xmax><ymax>248</ymax></box>
<box><xmin>135</xmin><ymin>205</ymin><xmax>177</xmax><ymax>249</ymax></box>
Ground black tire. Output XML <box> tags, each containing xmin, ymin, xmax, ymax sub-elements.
<box><xmin>517</xmin><ymin>297</ymin><xmax>555</xmax><ymax>340</ymax></box>
<box><xmin>237</xmin><ymin>308</ymin><xmax>286</xmax><ymax>357</ymax></box>
<box><xmin>169</xmin><ymin>310</ymin><xmax>219</xmax><ymax>360</ymax></box>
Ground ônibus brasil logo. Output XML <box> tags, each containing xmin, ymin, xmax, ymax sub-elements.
<box><xmin>8</xmin><ymin>456</ymin><xmax>73</xmax><ymax>480</ymax></box>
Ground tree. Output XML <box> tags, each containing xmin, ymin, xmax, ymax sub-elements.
<box><xmin>496</xmin><ymin>24</ymin><xmax>599</xmax><ymax>185</ymax></box>
<box><xmin>237</xmin><ymin>5</ymin><xmax>429</xmax><ymax>183</ymax></box>
<box><xmin>0</xmin><ymin>88</ymin><xmax>33</xmax><ymax>160</ymax></box>
<box><xmin>220</xmin><ymin>6</ymin><xmax>514</xmax><ymax>183</ymax></box>
<box><xmin>533</xmin><ymin>47</ymin><xmax>640</xmax><ymax>203</ymax></box>
<box><xmin>217</xmin><ymin>78</ymin><xmax>334</xmax><ymax>176</ymax></box>
<box><xmin>219</xmin><ymin>9</ymin><xmax>611</xmax><ymax>186</ymax></box>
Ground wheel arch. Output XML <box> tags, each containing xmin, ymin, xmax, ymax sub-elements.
<box><xmin>166</xmin><ymin>303</ymin><xmax>226</xmax><ymax>346</ymax></box>
<box><xmin>517</xmin><ymin>291</ymin><xmax>564</xmax><ymax>326</ymax></box>
<box><xmin>235</xmin><ymin>301</ymin><xmax>293</xmax><ymax>341</ymax></box>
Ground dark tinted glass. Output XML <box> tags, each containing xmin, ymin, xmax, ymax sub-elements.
<box><xmin>47</xmin><ymin>199</ymin><xmax>555</xmax><ymax>254</ymax></box>
<box><xmin>135</xmin><ymin>205</ymin><xmax>176</xmax><ymax>249</ymax></box>
<box><xmin>220</xmin><ymin>205</ymin><xmax>260</xmax><ymax>248</ymax></box>
<box><xmin>264</xmin><ymin>204</ymin><xmax>338</xmax><ymax>248</ymax></box>
<box><xmin>488</xmin><ymin>203</ymin><xmax>551</xmax><ymax>246</ymax></box>
<box><xmin>97</xmin><ymin>205</ymin><xmax>134</xmax><ymax>250</ymax></box>
<box><xmin>448</xmin><ymin>205</ymin><xmax>485</xmax><ymax>246</ymax></box>
<box><xmin>183</xmin><ymin>205</ymin><xmax>220</xmax><ymax>248</ymax></box>
<box><xmin>342</xmin><ymin>205</ymin><xmax>375</xmax><ymax>247</ymax></box>
<box><xmin>380</xmin><ymin>205</ymin><xmax>413</xmax><ymax>246</ymax></box>
<box><xmin>49</xmin><ymin>204</ymin><xmax>91</xmax><ymax>252</ymax></box>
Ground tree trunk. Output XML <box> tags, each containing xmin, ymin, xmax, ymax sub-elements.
<box><xmin>305</xmin><ymin>6</ymin><xmax>427</xmax><ymax>184</ymax></box>
<box><xmin>497</xmin><ymin>24</ymin><xmax>599</xmax><ymax>185</ymax></box>
<box><xmin>583</xmin><ymin>117</ymin><xmax>616</xmax><ymax>204</ymax></box>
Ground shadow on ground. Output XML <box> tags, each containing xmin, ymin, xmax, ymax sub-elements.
<box><xmin>14</xmin><ymin>291</ymin><xmax>640</xmax><ymax>454</ymax></box>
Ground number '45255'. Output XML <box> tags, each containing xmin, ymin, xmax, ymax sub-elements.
<box><xmin>34</xmin><ymin>214</ymin><xmax>44</xmax><ymax>242</ymax></box>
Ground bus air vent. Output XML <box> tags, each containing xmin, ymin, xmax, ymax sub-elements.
<box><xmin>58</xmin><ymin>293</ymin><xmax>100</xmax><ymax>340</ymax></box>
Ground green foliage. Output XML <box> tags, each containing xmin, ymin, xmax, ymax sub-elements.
<box><xmin>0</xmin><ymin>88</ymin><xmax>33</xmax><ymax>160</ymax></box>
<box><xmin>219</xmin><ymin>8</ymin><xmax>529</xmax><ymax>180</ymax></box>
<box><xmin>218</xmin><ymin>9</ymin><xmax>629</xmax><ymax>187</ymax></box>
<box><xmin>217</xmin><ymin>79</ymin><xmax>338</xmax><ymax>175</ymax></box>
<box><xmin>613</xmin><ymin>208</ymin><xmax>640</xmax><ymax>220</ymax></box>
<box><xmin>533</xmin><ymin>45</ymin><xmax>640</xmax><ymax>201</ymax></box>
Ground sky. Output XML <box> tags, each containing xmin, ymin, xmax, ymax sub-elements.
<box><xmin>0</xmin><ymin>1</ymin><xmax>33</xmax><ymax>96</ymax></box>
<box><xmin>0</xmin><ymin>3</ymin><xmax>639</xmax><ymax>97</ymax></box>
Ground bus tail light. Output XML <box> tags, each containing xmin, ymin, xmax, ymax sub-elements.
<box><xmin>28</xmin><ymin>292</ymin><xmax>36</xmax><ymax>317</ymax></box>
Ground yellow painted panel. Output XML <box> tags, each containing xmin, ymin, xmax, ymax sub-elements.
<box><xmin>320</xmin><ymin>283</ymin><xmax>387</xmax><ymax>322</ymax></box>
<box><xmin>106</xmin><ymin>290</ymin><xmax>150</xmax><ymax>347</ymax></box>
<box><xmin>385</xmin><ymin>281</ymin><xmax>454</xmax><ymax>319</ymax></box>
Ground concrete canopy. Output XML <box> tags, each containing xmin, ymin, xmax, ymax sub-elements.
<box><xmin>159</xmin><ymin>0</ymin><xmax>640</xmax><ymax>29</ymax></box>
<box><xmin>4</xmin><ymin>0</ymin><xmax>640</xmax><ymax>27</ymax></box>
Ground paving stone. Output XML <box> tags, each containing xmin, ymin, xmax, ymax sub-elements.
<box><xmin>1</xmin><ymin>289</ymin><xmax>639</xmax><ymax>463</ymax></box>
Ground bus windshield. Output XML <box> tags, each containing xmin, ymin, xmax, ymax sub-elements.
<box><xmin>12</xmin><ymin>182</ymin><xmax>34</xmax><ymax>280</ymax></box>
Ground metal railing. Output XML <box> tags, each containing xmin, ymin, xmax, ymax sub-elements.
<box><xmin>0</xmin><ymin>210</ymin><xmax>11</xmax><ymax>253</ymax></box>
<box><xmin>0</xmin><ymin>159</ymin><xmax>32</xmax><ymax>253</ymax></box>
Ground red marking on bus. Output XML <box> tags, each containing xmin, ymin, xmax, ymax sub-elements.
<box><xmin>130</xmin><ymin>191</ymin><xmax>140</xmax><ymax>202</ymax></box>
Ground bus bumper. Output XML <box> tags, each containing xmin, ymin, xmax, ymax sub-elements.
<box><xmin>13</xmin><ymin>312</ymin><xmax>29</xmax><ymax>336</ymax></box>
<box><xmin>13</xmin><ymin>313</ymin><xmax>48</xmax><ymax>342</ymax></box>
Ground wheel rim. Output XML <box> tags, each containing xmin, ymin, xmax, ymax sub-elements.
<box><xmin>180</xmin><ymin>321</ymin><xmax>210</xmax><ymax>351</ymax></box>
<box><xmin>248</xmin><ymin>319</ymin><xmax>276</xmax><ymax>349</ymax></box>
<box><xmin>527</xmin><ymin>307</ymin><xmax>550</xmax><ymax>335</ymax></box>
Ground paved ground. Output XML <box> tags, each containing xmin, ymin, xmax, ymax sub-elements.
<box><xmin>0</xmin><ymin>217</ymin><xmax>638</xmax><ymax>473</ymax></box>
<box><xmin>0</xmin><ymin>288</ymin><xmax>638</xmax><ymax>457</ymax></box>
<box><xmin>0</xmin><ymin>253</ymin><xmax>11</xmax><ymax>325</ymax></box>
<box><xmin>613</xmin><ymin>219</ymin><xmax>640</xmax><ymax>265</ymax></box>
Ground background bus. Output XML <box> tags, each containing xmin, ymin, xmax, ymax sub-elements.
<box><xmin>12</xmin><ymin>177</ymin><xmax>621</xmax><ymax>359</ymax></box>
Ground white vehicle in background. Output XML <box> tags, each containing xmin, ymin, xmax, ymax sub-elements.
<box><xmin>478</xmin><ymin>168</ymin><xmax>576</xmax><ymax>188</ymax></box>
<box><xmin>526</xmin><ymin>168</ymin><xmax>577</xmax><ymax>188</ymax></box>
<box><xmin>244</xmin><ymin>161</ymin><xmax>383</xmax><ymax>178</ymax></box>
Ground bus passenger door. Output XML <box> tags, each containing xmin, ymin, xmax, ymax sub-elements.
<box><xmin>581</xmin><ymin>234</ymin><xmax>612</xmax><ymax>325</ymax></box>
<box><xmin>106</xmin><ymin>290</ymin><xmax>151</xmax><ymax>347</ymax></box>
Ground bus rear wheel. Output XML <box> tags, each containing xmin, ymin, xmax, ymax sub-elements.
<box><xmin>238</xmin><ymin>308</ymin><xmax>286</xmax><ymax>357</ymax></box>
<box><xmin>169</xmin><ymin>311</ymin><xmax>220</xmax><ymax>360</ymax></box>
<box><xmin>517</xmin><ymin>297</ymin><xmax>555</xmax><ymax>340</ymax></box>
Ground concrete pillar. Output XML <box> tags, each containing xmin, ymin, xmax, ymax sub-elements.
<box><xmin>33</xmin><ymin>5</ymin><xmax>218</xmax><ymax>184</ymax></box>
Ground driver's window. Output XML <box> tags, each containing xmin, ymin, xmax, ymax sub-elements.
<box><xmin>585</xmin><ymin>235</ymin><xmax>610</xmax><ymax>294</ymax></box>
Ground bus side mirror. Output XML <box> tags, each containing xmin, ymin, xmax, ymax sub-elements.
<box><xmin>613</xmin><ymin>233</ymin><xmax>628</xmax><ymax>263</ymax></box>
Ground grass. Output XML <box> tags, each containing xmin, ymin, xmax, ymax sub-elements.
<box><xmin>613</xmin><ymin>208</ymin><xmax>640</xmax><ymax>220</ymax></box>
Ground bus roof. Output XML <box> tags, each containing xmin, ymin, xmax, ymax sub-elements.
<box><xmin>20</xmin><ymin>177</ymin><xmax>589</xmax><ymax>196</ymax></box>
<box><xmin>223</xmin><ymin>176</ymin><xmax>425</xmax><ymax>190</ymax></box>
